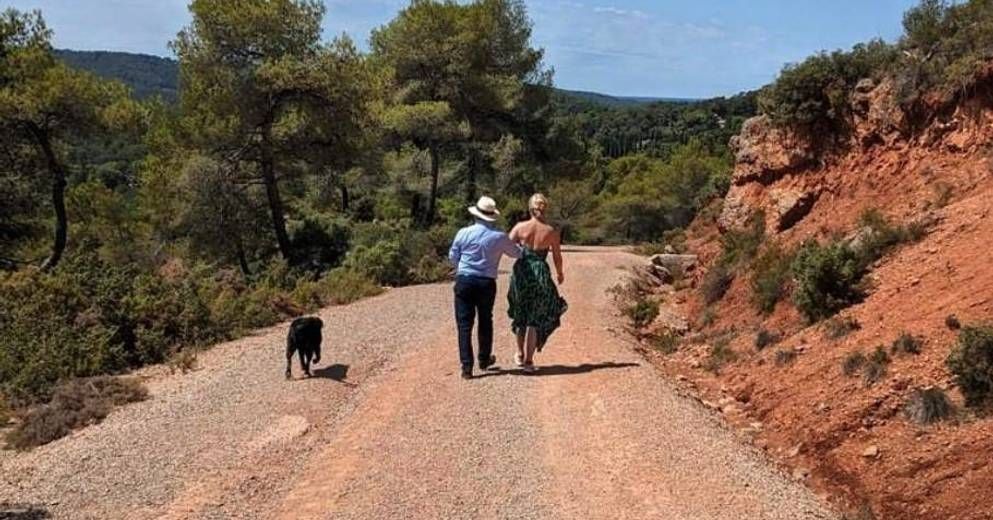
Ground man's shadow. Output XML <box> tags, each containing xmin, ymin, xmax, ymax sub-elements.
<box><xmin>310</xmin><ymin>363</ymin><xmax>350</xmax><ymax>382</ymax></box>
<box><xmin>474</xmin><ymin>361</ymin><xmax>639</xmax><ymax>378</ymax></box>
<box><xmin>0</xmin><ymin>504</ymin><xmax>51</xmax><ymax>520</ymax></box>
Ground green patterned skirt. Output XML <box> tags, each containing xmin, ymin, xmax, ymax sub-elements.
<box><xmin>508</xmin><ymin>248</ymin><xmax>568</xmax><ymax>351</ymax></box>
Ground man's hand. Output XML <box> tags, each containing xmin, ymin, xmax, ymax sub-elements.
<box><xmin>557</xmin><ymin>272</ymin><xmax>565</xmax><ymax>285</ymax></box>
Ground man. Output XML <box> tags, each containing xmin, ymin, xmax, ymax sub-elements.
<box><xmin>448</xmin><ymin>196</ymin><xmax>522</xmax><ymax>379</ymax></box>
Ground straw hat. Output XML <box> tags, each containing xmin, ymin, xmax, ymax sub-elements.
<box><xmin>468</xmin><ymin>196</ymin><xmax>500</xmax><ymax>222</ymax></box>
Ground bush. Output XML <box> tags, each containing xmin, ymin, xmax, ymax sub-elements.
<box><xmin>759</xmin><ymin>39</ymin><xmax>897</xmax><ymax>138</ymax></box>
<box><xmin>824</xmin><ymin>316</ymin><xmax>862</xmax><ymax>340</ymax></box>
<box><xmin>649</xmin><ymin>332</ymin><xmax>680</xmax><ymax>354</ymax></box>
<box><xmin>946</xmin><ymin>325</ymin><xmax>993</xmax><ymax>407</ymax></box>
<box><xmin>864</xmin><ymin>346</ymin><xmax>891</xmax><ymax>386</ymax></box>
<box><xmin>699</xmin><ymin>307</ymin><xmax>717</xmax><ymax>328</ymax></box>
<box><xmin>891</xmin><ymin>332</ymin><xmax>923</xmax><ymax>355</ymax></box>
<box><xmin>5</xmin><ymin>376</ymin><xmax>147</xmax><ymax>450</ymax></box>
<box><xmin>704</xmin><ymin>338</ymin><xmax>738</xmax><ymax>373</ymax></box>
<box><xmin>319</xmin><ymin>268</ymin><xmax>384</xmax><ymax>305</ymax></box>
<box><xmin>904</xmin><ymin>387</ymin><xmax>954</xmax><ymax>425</ymax></box>
<box><xmin>854</xmin><ymin>209</ymin><xmax>926</xmax><ymax>264</ymax></box>
<box><xmin>775</xmin><ymin>349</ymin><xmax>798</xmax><ymax>367</ymax></box>
<box><xmin>755</xmin><ymin>329</ymin><xmax>781</xmax><ymax>351</ymax></box>
<box><xmin>719</xmin><ymin>212</ymin><xmax>765</xmax><ymax>267</ymax></box>
<box><xmin>792</xmin><ymin>240</ymin><xmax>868</xmax><ymax>322</ymax></box>
<box><xmin>625</xmin><ymin>299</ymin><xmax>660</xmax><ymax>330</ymax></box>
<box><xmin>842</xmin><ymin>351</ymin><xmax>867</xmax><ymax>377</ymax></box>
<box><xmin>750</xmin><ymin>243</ymin><xmax>794</xmax><ymax>314</ymax></box>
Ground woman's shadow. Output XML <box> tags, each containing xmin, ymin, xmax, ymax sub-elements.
<box><xmin>474</xmin><ymin>361</ymin><xmax>639</xmax><ymax>378</ymax></box>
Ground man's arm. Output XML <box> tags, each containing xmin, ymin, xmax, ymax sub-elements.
<box><xmin>501</xmin><ymin>232</ymin><xmax>523</xmax><ymax>259</ymax></box>
<box><xmin>448</xmin><ymin>230</ymin><xmax>464</xmax><ymax>266</ymax></box>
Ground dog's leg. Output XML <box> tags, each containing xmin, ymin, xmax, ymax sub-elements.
<box><xmin>286</xmin><ymin>343</ymin><xmax>295</xmax><ymax>380</ymax></box>
<box><xmin>313</xmin><ymin>341</ymin><xmax>321</xmax><ymax>365</ymax></box>
<box><xmin>301</xmin><ymin>349</ymin><xmax>311</xmax><ymax>378</ymax></box>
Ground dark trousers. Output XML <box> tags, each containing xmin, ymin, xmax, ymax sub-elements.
<box><xmin>454</xmin><ymin>275</ymin><xmax>497</xmax><ymax>370</ymax></box>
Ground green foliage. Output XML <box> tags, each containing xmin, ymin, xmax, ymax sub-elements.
<box><xmin>904</xmin><ymin>387</ymin><xmax>954</xmax><ymax>425</ymax></box>
<box><xmin>792</xmin><ymin>240</ymin><xmax>868</xmax><ymax>322</ymax></box>
<box><xmin>842</xmin><ymin>350</ymin><xmax>867</xmax><ymax>377</ymax></box>
<box><xmin>891</xmin><ymin>332</ymin><xmax>924</xmax><ymax>355</ymax></box>
<box><xmin>775</xmin><ymin>349</ymin><xmax>797</xmax><ymax>367</ymax></box>
<box><xmin>718</xmin><ymin>212</ymin><xmax>765</xmax><ymax>267</ymax></box>
<box><xmin>863</xmin><ymin>346</ymin><xmax>891</xmax><ymax>385</ymax></box>
<box><xmin>750</xmin><ymin>243</ymin><xmax>794</xmax><ymax>314</ymax></box>
<box><xmin>854</xmin><ymin>209</ymin><xmax>927</xmax><ymax>264</ymax></box>
<box><xmin>761</xmin><ymin>0</ymin><xmax>993</xmax><ymax>138</ymax></box>
<box><xmin>4</xmin><ymin>376</ymin><xmax>147</xmax><ymax>449</ymax></box>
<box><xmin>946</xmin><ymin>325</ymin><xmax>993</xmax><ymax>407</ymax></box>
<box><xmin>704</xmin><ymin>337</ymin><xmax>737</xmax><ymax>374</ymax></box>
<box><xmin>824</xmin><ymin>316</ymin><xmax>862</xmax><ymax>340</ymax></box>
<box><xmin>755</xmin><ymin>329</ymin><xmax>781</xmax><ymax>351</ymax></box>
<box><xmin>625</xmin><ymin>300</ymin><xmax>660</xmax><ymax>330</ymax></box>
<box><xmin>649</xmin><ymin>332</ymin><xmax>680</xmax><ymax>354</ymax></box>
<box><xmin>759</xmin><ymin>39</ymin><xmax>897</xmax><ymax>138</ymax></box>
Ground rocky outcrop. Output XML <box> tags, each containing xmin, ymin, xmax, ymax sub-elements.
<box><xmin>769</xmin><ymin>187</ymin><xmax>820</xmax><ymax>231</ymax></box>
<box><xmin>851</xmin><ymin>78</ymin><xmax>908</xmax><ymax>148</ymax></box>
<box><xmin>729</xmin><ymin>115</ymin><xmax>814</xmax><ymax>186</ymax></box>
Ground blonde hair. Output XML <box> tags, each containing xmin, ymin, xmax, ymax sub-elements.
<box><xmin>528</xmin><ymin>193</ymin><xmax>548</xmax><ymax>219</ymax></box>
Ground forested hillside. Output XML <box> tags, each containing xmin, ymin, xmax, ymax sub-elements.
<box><xmin>0</xmin><ymin>0</ymin><xmax>749</xmax><ymax>445</ymax></box>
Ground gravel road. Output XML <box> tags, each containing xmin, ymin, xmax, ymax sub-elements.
<box><xmin>1</xmin><ymin>247</ymin><xmax>837</xmax><ymax>519</ymax></box>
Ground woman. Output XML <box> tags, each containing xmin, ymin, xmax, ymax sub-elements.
<box><xmin>507</xmin><ymin>193</ymin><xmax>567</xmax><ymax>373</ymax></box>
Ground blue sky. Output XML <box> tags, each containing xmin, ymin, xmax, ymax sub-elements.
<box><xmin>8</xmin><ymin>0</ymin><xmax>920</xmax><ymax>98</ymax></box>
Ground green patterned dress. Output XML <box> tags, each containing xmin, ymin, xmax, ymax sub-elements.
<box><xmin>507</xmin><ymin>248</ymin><xmax>568</xmax><ymax>351</ymax></box>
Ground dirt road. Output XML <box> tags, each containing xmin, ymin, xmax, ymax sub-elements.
<box><xmin>0</xmin><ymin>248</ymin><xmax>836</xmax><ymax>519</ymax></box>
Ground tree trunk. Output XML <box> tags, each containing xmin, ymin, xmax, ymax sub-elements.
<box><xmin>37</xmin><ymin>133</ymin><xmax>68</xmax><ymax>272</ymax></box>
<box><xmin>339</xmin><ymin>182</ymin><xmax>349</xmax><ymax>212</ymax></box>
<box><xmin>235</xmin><ymin>237</ymin><xmax>251</xmax><ymax>279</ymax></box>
<box><xmin>260</xmin><ymin>142</ymin><xmax>293</xmax><ymax>262</ymax></box>
<box><xmin>465</xmin><ymin>145</ymin><xmax>478</xmax><ymax>204</ymax></box>
<box><xmin>426</xmin><ymin>144</ymin><xmax>440</xmax><ymax>227</ymax></box>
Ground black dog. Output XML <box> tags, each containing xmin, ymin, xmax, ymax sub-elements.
<box><xmin>286</xmin><ymin>316</ymin><xmax>323</xmax><ymax>379</ymax></box>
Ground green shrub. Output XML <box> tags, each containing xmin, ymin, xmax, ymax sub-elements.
<box><xmin>319</xmin><ymin>268</ymin><xmax>383</xmax><ymax>305</ymax></box>
<box><xmin>891</xmin><ymin>332</ymin><xmax>923</xmax><ymax>355</ymax></box>
<box><xmin>824</xmin><ymin>316</ymin><xmax>862</xmax><ymax>340</ymax></box>
<box><xmin>946</xmin><ymin>325</ymin><xmax>993</xmax><ymax>407</ymax></box>
<box><xmin>625</xmin><ymin>299</ymin><xmax>660</xmax><ymax>330</ymax></box>
<box><xmin>718</xmin><ymin>212</ymin><xmax>765</xmax><ymax>267</ymax></box>
<box><xmin>775</xmin><ymin>349</ymin><xmax>798</xmax><ymax>367</ymax></box>
<box><xmin>759</xmin><ymin>39</ymin><xmax>897</xmax><ymax>138</ymax></box>
<box><xmin>704</xmin><ymin>338</ymin><xmax>738</xmax><ymax>373</ymax></box>
<box><xmin>755</xmin><ymin>329</ymin><xmax>781</xmax><ymax>351</ymax></box>
<box><xmin>904</xmin><ymin>387</ymin><xmax>954</xmax><ymax>425</ymax></box>
<box><xmin>649</xmin><ymin>332</ymin><xmax>680</xmax><ymax>354</ymax></box>
<box><xmin>5</xmin><ymin>376</ymin><xmax>147</xmax><ymax>450</ymax></box>
<box><xmin>854</xmin><ymin>209</ymin><xmax>927</xmax><ymax>264</ymax></box>
<box><xmin>842</xmin><ymin>351</ymin><xmax>867</xmax><ymax>377</ymax></box>
<box><xmin>343</xmin><ymin>239</ymin><xmax>405</xmax><ymax>286</ymax></box>
<box><xmin>792</xmin><ymin>240</ymin><xmax>868</xmax><ymax>322</ymax></box>
<box><xmin>750</xmin><ymin>244</ymin><xmax>794</xmax><ymax>314</ymax></box>
<box><xmin>864</xmin><ymin>346</ymin><xmax>891</xmax><ymax>386</ymax></box>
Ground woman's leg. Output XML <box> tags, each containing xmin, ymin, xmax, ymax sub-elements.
<box><xmin>515</xmin><ymin>330</ymin><xmax>526</xmax><ymax>364</ymax></box>
<box><xmin>524</xmin><ymin>326</ymin><xmax>538</xmax><ymax>366</ymax></box>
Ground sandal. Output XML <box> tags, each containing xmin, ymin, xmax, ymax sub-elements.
<box><xmin>515</xmin><ymin>353</ymin><xmax>525</xmax><ymax>367</ymax></box>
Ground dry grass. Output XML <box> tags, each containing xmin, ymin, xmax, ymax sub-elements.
<box><xmin>5</xmin><ymin>377</ymin><xmax>148</xmax><ymax>450</ymax></box>
<box><xmin>904</xmin><ymin>388</ymin><xmax>955</xmax><ymax>425</ymax></box>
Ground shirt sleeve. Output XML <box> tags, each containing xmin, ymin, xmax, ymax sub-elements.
<box><xmin>448</xmin><ymin>230</ymin><xmax>464</xmax><ymax>266</ymax></box>
<box><xmin>501</xmin><ymin>233</ymin><xmax>523</xmax><ymax>259</ymax></box>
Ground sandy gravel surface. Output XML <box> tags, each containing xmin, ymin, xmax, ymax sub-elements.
<box><xmin>1</xmin><ymin>248</ymin><xmax>837</xmax><ymax>519</ymax></box>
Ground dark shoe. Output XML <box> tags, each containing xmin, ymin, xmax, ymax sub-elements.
<box><xmin>479</xmin><ymin>355</ymin><xmax>497</xmax><ymax>371</ymax></box>
<box><xmin>461</xmin><ymin>368</ymin><xmax>473</xmax><ymax>380</ymax></box>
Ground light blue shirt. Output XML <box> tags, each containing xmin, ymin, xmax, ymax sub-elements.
<box><xmin>448</xmin><ymin>220</ymin><xmax>522</xmax><ymax>279</ymax></box>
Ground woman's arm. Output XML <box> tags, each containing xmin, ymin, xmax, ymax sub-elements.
<box><xmin>551</xmin><ymin>230</ymin><xmax>564</xmax><ymax>285</ymax></box>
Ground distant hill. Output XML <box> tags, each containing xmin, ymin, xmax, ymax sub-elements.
<box><xmin>55</xmin><ymin>49</ymin><xmax>178</xmax><ymax>102</ymax></box>
<box><xmin>55</xmin><ymin>49</ymin><xmax>697</xmax><ymax>109</ymax></box>
<box><xmin>555</xmin><ymin>88</ymin><xmax>698</xmax><ymax>108</ymax></box>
